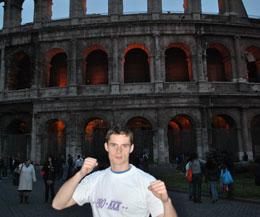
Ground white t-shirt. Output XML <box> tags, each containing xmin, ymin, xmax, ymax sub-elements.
<box><xmin>73</xmin><ymin>165</ymin><xmax>164</xmax><ymax>217</ymax></box>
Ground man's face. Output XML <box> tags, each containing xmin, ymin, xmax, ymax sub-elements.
<box><xmin>105</xmin><ymin>134</ymin><xmax>134</xmax><ymax>170</ymax></box>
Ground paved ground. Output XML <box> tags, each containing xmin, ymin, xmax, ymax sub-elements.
<box><xmin>0</xmin><ymin>174</ymin><xmax>260</xmax><ymax>217</ymax></box>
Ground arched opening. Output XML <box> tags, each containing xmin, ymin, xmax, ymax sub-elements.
<box><xmin>22</xmin><ymin>0</ymin><xmax>34</xmax><ymax>24</ymax></box>
<box><xmin>126</xmin><ymin>117</ymin><xmax>153</xmax><ymax>164</ymax></box>
<box><xmin>165</xmin><ymin>46</ymin><xmax>191</xmax><ymax>82</ymax></box>
<box><xmin>8</xmin><ymin>51</ymin><xmax>33</xmax><ymax>90</ymax></box>
<box><xmin>84</xmin><ymin>118</ymin><xmax>109</xmax><ymax>168</ymax></box>
<box><xmin>168</xmin><ymin>115</ymin><xmax>196</xmax><ymax>163</ymax></box>
<box><xmin>245</xmin><ymin>46</ymin><xmax>260</xmax><ymax>82</ymax></box>
<box><xmin>162</xmin><ymin>0</ymin><xmax>185</xmax><ymax>13</ymax></box>
<box><xmin>123</xmin><ymin>0</ymin><xmax>147</xmax><ymax>14</ymax></box>
<box><xmin>201</xmin><ymin>0</ymin><xmax>219</xmax><ymax>14</ymax></box>
<box><xmin>206</xmin><ymin>44</ymin><xmax>232</xmax><ymax>81</ymax></box>
<box><xmin>43</xmin><ymin>120</ymin><xmax>66</xmax><ymax>162</ymax></box>
<box><xmin>251</xmin><ymin>115</ymin><xmax>260</xmax><ymax>159</ymax></box>
<box><xmin>211</xmin><ymin>115</ymin><xmax>238</xmax><ymax>161</ymax></box>
<box><xmin>85</xmin><ymin>49</ymin><xmax>108</xmax><ymax>85</ymax></box>
<box><xmin>5</xmin><ymin>119</ymin><xmax>30</xmax><ymax>162</ymax></box>
<box><xmin>86</xmin><ymin>0</ymin><xmax>108</xmax><ymax>15</ymax></box>
<box><xmin>47</xmin><ymin>51</ymin><xmax>68</xmax><ymax>87</ymax></box>
<box><xmin>124</xmin><ymin>48</ymin><xmax>150</xmax><ymax>83</ymax></box>
<box><xmin>52</xmin><ymin>0</ymin><xmax>69</xmax><ymax>20</ymax></box>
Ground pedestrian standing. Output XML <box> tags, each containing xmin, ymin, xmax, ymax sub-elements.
<box><xmin>17</xmin><ymin>159</ymin><xmax>37</xmax><ymax>204</ymax></box>
<box><xmin>42</xmin><ymin>156</ymin><xmax>56</xmax><ymax>203</ymax></box>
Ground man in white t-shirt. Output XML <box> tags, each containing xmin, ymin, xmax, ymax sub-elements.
<box><xmin>52</xmin><ymin>127</ymin><xmax>178</xmax><ymax>217</ymax></box>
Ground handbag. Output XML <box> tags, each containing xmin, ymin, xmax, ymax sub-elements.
<box><xmin>186</xmin><ymin>168</ymin><xmax>193</xmax><ymax>182</ymax></box>
<box><xmin>46</xmin><ymin>179</ymin><xmax>53</xmax><ymax>185</ymax></box>
<box><xmin>13</xmin><ymin>164</ymin><xmax>23</xmax><ymax>186</ymax></box>
<box><xmin>221</xmin><ymin>169</ymin><xmax>233</xmax><ymax>184</ymax></box>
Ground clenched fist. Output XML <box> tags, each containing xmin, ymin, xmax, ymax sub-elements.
<box><xmin>79</xmin><ymin>157</ymin><xmax>98</xmax><ymax>178</ymax></box>
<box><xmin>148</xmin><ymin>180</ymin><xmax>169</xmax><ymax>203</ymax></box>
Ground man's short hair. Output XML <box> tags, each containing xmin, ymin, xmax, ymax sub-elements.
<box><xmin>105</xmin><ymin>126</ymin><xmax>133</xmax><ymax>144</ymax></box>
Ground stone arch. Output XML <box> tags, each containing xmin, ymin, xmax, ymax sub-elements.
<box><xmin>45</xmin><ymin>48</ymin><xmax>68</xmax><ymax>87</ymax></box>
<box><xmin>165</xmin><ymin>43</ymin><xmax>192</xmax><ymax>82</ymax></box>
<box><xmin>211</xmin><ymin>114</ymin><xmax>239</xmax><ymax>161</ymax></box>
<box><xmin>7</xmin><ymin>51</ymin><xmax>33</xmax><ymax>90</ymax></box>
<box><xmin>83</xmin><ymin>118</ymin><xmax>109</xmax><ymax>168</ymax></box>
<box><xmin>245</xmin><ymin>46</ymin><xmax>260</xmax><ymax>82</ymax></box>
<box><xmin>3</xmin><ymin>118</ymin><xmax>31</xmax><ymax>162</ymax></box>
<box><xmin>124</xmin><ymin>44</ymin><xmax>150</xmax><ymax>83</ymax></box>
<box><xmin>41</xmin><ymin>119</ymin><xmax>66</xmax><ymax>162</ymax></box>
<box><xmin>206</xmin><ymin>43</ymin><xmax>232</xmax><ymax>81</ymax></box>
<box><xmin>126</xmin><ymin>116</ymin><xmax>154</xmax><ymax>164</ymax></box>
<box><xmin>84</xmin><ymin>49</ymin><xmax>108</xmax><ymax>85</ymax></box>
<box><xmin>167</xmin><ymin>114</ymin><xmax>196</xmax><ymax>163</ymax></box>
<box><xmin>250</xmin><ymin>115</ymin><xmax>260</xmax><ymax>159</ymax></box>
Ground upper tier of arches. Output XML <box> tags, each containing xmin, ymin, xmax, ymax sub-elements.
<box><xmin>0</xmin><ymin>0</ymin><xmax>257</xmax><ymax>29</ymax></box>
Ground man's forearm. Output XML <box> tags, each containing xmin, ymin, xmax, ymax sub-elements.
<box><xmin>52</xmin><ymin>172</ymin><xmax>83</xmax><ymax>210</ymax></box>
<box><xmin>163</xmin><ymin>198</ymin><xmax>178</xmax><ymax>217</ymax></box>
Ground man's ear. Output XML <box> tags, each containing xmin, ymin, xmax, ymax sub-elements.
<box><xmin>130</xmin><ymin>144</ymin><xmax>134</xmax><ymax>153</ymax></box>
<box><xmin>104</xmin><ymin>143</ymin><xmax>108</xmax><ymax>152</ymax></box>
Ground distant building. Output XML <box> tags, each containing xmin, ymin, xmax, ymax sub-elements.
<box><xmin>0</xmin><ymin>0</ymin><xmax>259</xmax><ymax>165</ymax></box>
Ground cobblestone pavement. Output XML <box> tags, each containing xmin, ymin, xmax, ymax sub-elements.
<box><xmin>0</xmin><ymin>175</ymin><xmax>260</xmax><ymax>217</ymax></box>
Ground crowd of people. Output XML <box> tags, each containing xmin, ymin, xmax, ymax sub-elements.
<box><xmin>0</xmin><ymin>139</ymin><xmax>259</xmax><ymax>212</ymax></box>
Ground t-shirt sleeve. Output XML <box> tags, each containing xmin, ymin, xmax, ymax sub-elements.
<box><xmin>72</xmin><ymin>172</ymin><xmax>98</xmax><ymax>206</ymax></box>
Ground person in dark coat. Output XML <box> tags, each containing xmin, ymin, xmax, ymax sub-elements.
<box><xmin>42</xmin><ymin>156</ymin><xmax>56</xmax><ymax>203</ymax></box>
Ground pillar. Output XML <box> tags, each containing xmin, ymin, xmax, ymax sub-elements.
<box><xmin>110</xmin><ymin>36</ymin><xmax>120</xmax><ymax>94</ymax></box>
<box><xmin>147</xmin><ymin>0</ymin><xmax>162</xmax><ymax>14</ymax></box>
<box><xmin>219</xmin><ymin>0</ymin><xmax>248</xmax><ymax>17</ymax></box>
<box><xmin>3</xmin><ymin>0</ymin><xmax>22</xmax><ymax>28</ymax></box>
<box><xmin>70</xmin><ymin>0</ymin><xmax>85</xmax><ymax>18</ymax></box>
<box><xmin>34</xmin><ymin>0</ymin><xmax>52</xmax><ymax>24</ymax></box>
<box><xmin>108</xmin><ymin>0</ymin><xmax>123</xmax><ymax>15</ymax></box>
<box><xmin>185</xmin><ymin>0</ymin><xmax>201</xmax><ymax>19</ymax></box>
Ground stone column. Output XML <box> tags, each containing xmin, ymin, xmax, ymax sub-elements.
<box><xmin>157</xmin><ymin>126</ymin><xmax>168</xmax><ymax>164</ymax></box>
<box><xmin>30</xmin><ymin>112</ymin><xmax>38</xmax><ymax>163</ymax></box>
<box><xmin>199</xmin><ymin>107</ymin><xmax>209</xmax><ymax>159</ymax></box>
<box><xmin>234</xmin><ymin>36</ymin><xmax>247</xmax><ymax>82</ymax></box>
<box><xmin>0</xmin><ymin>43</ymin><xmax>5</xmax><ymax>92</ymax></box>
<box><xmin>34</xmin><ymin>0</ymin><xmax>52</xmax><ymax>24</ymax></box>
<box><xmin>66</xmin><ymin>113</ymin><xmax>78</xmax><ymax>157</ymax></box>
<box><xmin>153</xmin><ymin>33</ymin><xmax>163</xmax><ymax>93</ymax></box>
<box><xmin>110</xmin><ymin>36</ymin><xmax>120</xmax><ymax>94</ymax></box>
<box><xmin>3</xmin><ymin>0</ymin><xmax>22</xmax><ymax>28</ymax></box>
<box><xmin>108</xmin><ymin>0</ymin><xmax>123</xmax><ymax>15</ymax></box>
<box><xmin>70</xmin><ymin>0</ymin><xmax>85</xmax><ymax>19</ymax></box>
<box><xmin>185</xmin><ymin>0</ymin><xmax>201</xmax><ymax>19</ymax></box>
<box><xmin>147</xmin><ymin>0</ymin><xmax>162</xmax><ymax>14</ymax></box>
<box><xmin>219</xmin><ymin>0</ymin><xmax>248</xmax><ymax>17</ymax></box>
<box><xmin>239</xmin><ymin>108</ymin><xmax>253</xmax><ymax>160</ymax></box>
<box><xmin>67</xmin><ymin>39</ymin><xmax>78</xmax><ymax>95</ymax></box>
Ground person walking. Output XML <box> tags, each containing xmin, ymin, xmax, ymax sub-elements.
<box><xmin>17</xmin><ymin>159</ymin><xmax>37</xmax><ymax>204</ymax></box>
<box><xmin>53</xmin><ymin>126</ymin><xmax>178</xmax><ymax>217</ymax></box>
<box><xmin>42</xmin><ymin>156</ymin><xmax>56</xmax><ymax>203</ymax></box>
<box><xmin>190</xmin><ymin>152</ymin><xmax>203</xmax><ymax>203</ymax></box>
<box><xmin>205</xmin><ymin>158</ymin><xmax>219</xmax><ymax>203</ymax></box>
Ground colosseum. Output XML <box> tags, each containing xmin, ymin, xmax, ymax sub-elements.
<box><xmin>0</xmin><ymin>0</ymin><xmax>260</xmax><ymax>166</ymax></box>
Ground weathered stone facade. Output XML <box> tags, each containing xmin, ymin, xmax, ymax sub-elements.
<box><xmin>0</xmin><ymin>0</ymin><xmax>260</xmax><ymax>165</ymax></box>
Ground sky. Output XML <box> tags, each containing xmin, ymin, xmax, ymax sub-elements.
<box><xmin>0</xmin><ymin>0</ymin><xmax>259</xmax><ymax>28</ymax></box>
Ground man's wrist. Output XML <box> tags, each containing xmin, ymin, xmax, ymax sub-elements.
<box><xmin>163</xmin><ymin>197</ymin><xmax>171</xmax><ymax>204</ymax></box>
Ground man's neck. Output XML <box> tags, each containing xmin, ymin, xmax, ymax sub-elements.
<box><xmin>110</xmin><ymin>163</ymin><xmax>131</xmax><ymax>173</ymax></box>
